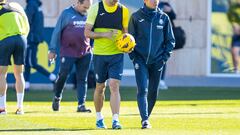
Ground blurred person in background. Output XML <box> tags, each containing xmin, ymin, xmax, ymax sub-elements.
<box><xmin>48</xmin><ymin>0</ymin><xmax>92</xmax><ymax>113</ymax></box>
<box><xmin>24</xmin><ymin>0</ymin><xmax>56</xmax><ymax>91</ymax></box>
<box><xmin>0</xmin><ymin>0</ymin><xmax>29</xmax><ymax>115</ymax></box>
<box><xmin>158</xmin><ymin>1</ymin><xmax>176</xmax><ymax>89</ymax></box>
<box><xmin>227</xmin><ymin>0</ymin><xmax>240</xmax><ymax>73</ymax></box>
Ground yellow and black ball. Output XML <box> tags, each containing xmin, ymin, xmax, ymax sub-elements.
<box><xmin>116</xmin><ymin>33</ymin><xmax>136</xmax><ymax>53</ymax></box>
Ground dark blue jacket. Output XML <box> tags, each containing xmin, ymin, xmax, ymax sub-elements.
<box><xmin>128</xmin><ymin>6</ymin><xmax>175</xmax><ymax>64</ymax></box>
<box><xmin>25</xmin><ymin>0</ymin><xmax>44</xmax><ymax>44</ymax></box>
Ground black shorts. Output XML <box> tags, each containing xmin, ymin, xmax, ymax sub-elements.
<box><xmin>93</xmin><ymin>54</ymin><xmax>124</xmax><ymax>83</ymax></box>
<box><xmin>232</xmin><ymin>35</ymin><xmax>240</xmax><ymax>47</ymax></box>
<box><xmin>0</xmin><ymin>35</ymin><xmax>27</xmax><ymax>66</ymax></box>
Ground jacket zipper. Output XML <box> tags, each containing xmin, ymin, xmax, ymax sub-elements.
<box><xmin>146</xmin><ymin>14</ymin><xmax>163</xmax><ymax>64</ymax></box>
<box><xmin>146</xmin><ymin>18</ymin><xmax>154</xmax><ymax>64</ymax></box>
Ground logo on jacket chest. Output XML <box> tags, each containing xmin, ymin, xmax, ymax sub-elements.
<box><xmin>157</xmin><ymin>19</ymin><xmax>164</xmax><ymax>29</ymax></box>
<box><xmin>157</xmin><ymin>25</ymin><xmax>163</xmax><ymax>29</ymax></box>
<box><xmin>73</xmin><ymin>21</ymin><xmax>85</xmax><ymax>28</ymax></box>
<box><xmin>159</xmin><ymin>19</ymin><xmax>164</xmax><ymax>25</ymax></box>
<box><xmin>138</xmin><ymin>19</ymin><xmax>145</xmax><ymax>23</ymax></box>
<box><xmin>99</xmin><ymin>13</ymin><xmax>105</xmax><ymax>16</ymax></box>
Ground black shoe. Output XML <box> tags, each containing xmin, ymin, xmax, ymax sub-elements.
<box><xmin>77</xmin><ymin>105</ymin><xmax>91</xmax><ymax>113</ymax></box>
<box><xmin>52</xmin><ymin>97</ymin><xmax>61</xmax><ymax>111</ymax></box>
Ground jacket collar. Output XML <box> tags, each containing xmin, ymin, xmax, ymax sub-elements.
<box><xmin>141</xmin><ymin>4</ymin><xmax>162</xmax><ymax>20</ymax></box>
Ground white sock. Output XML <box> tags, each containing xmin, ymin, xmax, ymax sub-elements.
<box><xmin>49</xmin><ymin>73</ymin><xmax>57</xmax><ymax>81</ymax></box>
<box><xmin>112</xmin><ymin>114</ymin><xmax>119</xmax><ymax>122</ymax></box>
<box><xmin>25</xmin><ymin>81</ymin><xmax>30</xmax><ymax>89</ymax></box>
<box><xmin>96</xmin><ymin>112</ymin><xmax>103</xmax><ymax>121</ymax></box>
<box><xmin>17</xmin><ymin>93</ymin><xmax>24</xmax><ymax>109</ymax></box>
<box><xmin>0</xmin><ymin>95</ymin><xmax>6</xmax><ymax>109</ymax></box>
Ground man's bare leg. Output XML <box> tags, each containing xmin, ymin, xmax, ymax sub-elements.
<box><xmin>0</xmin><ymin>66</ymin><xmax>8</xmax><ymax>113</ymax></box>
<box><xmin>13</xmin><ymin>64</ymin><xmax>25</xmax><ymax>114</ymax></box>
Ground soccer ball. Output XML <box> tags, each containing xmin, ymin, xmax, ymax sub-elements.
<box><xmin>116</xmin><ymin>33</ymin><xmax>136</xmax><ymax>53</ymax></box>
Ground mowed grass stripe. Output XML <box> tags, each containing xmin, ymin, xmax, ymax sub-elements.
<box><xmin>0</xmin><ymin>100</ymin><xmax>240</xmax><ymax>135</ymax></box>
<box><xmin>0</xmin><ymin>87</ymin><xmax>240</xmax><ymax>134</ymax></box>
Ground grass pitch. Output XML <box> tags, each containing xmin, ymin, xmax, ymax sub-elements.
<box><xmin>0</xmin><ymin>87</ymin><xmax>240</xmax><ymax>135</ymax></box>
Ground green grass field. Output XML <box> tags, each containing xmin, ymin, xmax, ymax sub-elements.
<box><xmin>0</xmin><ymin>87</ymin><xmax>240</xmax><ymax>135</ymax></box>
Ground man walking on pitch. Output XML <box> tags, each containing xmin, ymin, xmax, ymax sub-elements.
<box><xmin>84</xmin><ymin>0</ymin><xmax>129</xmax><ymax>129</ymax></box>
<box><xmin>128</xmin><ymin>0</ymin><xmax>175</xmax><ymax>129</ymax></box>
<box><xmin>49</xmin><ymin>0</ymin><xmax>92</xmax><ymax>112</ymax></box>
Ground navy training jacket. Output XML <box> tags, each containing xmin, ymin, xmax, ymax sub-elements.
<box><xmin>128</xmin><ymin>7</ymin><xmax>175</xmax><ymax>64</ymax></box>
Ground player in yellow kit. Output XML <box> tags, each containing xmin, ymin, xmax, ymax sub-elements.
<box><xmin>0</xmin><ymin>0</ymin><xmax>29</xmax><ymax>115</ymax></box>
<box><xmin>84</xmin><ymin>0</ymin><xmax>129</xmax><ymax>129</ymax></box>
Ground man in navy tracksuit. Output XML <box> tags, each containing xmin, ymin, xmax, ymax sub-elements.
<box><xmin>128</xmin><ymin>0</ymin><xmax>175</xmax><ymax>129</ymax></box>
<box><xmin>24</xmin><ymin>0</ymin><xmax>56</xmax><ymax>91</ymax></box>
<box><xmin>48</xmin><ymin>0</ymin><xmax>92</xmax><ymax>112</ymax></box>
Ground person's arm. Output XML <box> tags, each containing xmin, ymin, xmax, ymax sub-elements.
<box><xmin>128</xmin><ymin>14</ymin><xmax>137</xmax><ymax>60</ymax></box>
<box><xmin>122</xmin><ymin>6</ymin><xmax>129</xmax><ymax>33</ymax></box>
<box><xmin>84</xmin><ymin>24</ymin><xmax>118</xmax><ymax>39</ymax></box>
<box><xmin>48</xmin><ymin>11</ymin><xmax>68</xmax><ymax>60</ymax></box>
<box><xmin>128</xmin><ymin>14</ymin><xmax>136</xmax><ymax>40</ymax></box>
<box><xmin>162</xmin><ymin>16</ymin><xmax>175</xmax><ymax>62</ymax></box>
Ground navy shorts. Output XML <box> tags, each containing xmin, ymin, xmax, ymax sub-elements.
<box><xmin>232</xmin><ymin>35</ymin><xmax>240</xmax><ymax>47</ymax></box>
<box><xmin>93</xmin><ymin>54</ymin><xmax>124</xmax><ymax>83</ymax></box>
<box><xmin>0</xmin><ymin>35</ymin><xmax>27</xmax><ymax>66</ymax></box>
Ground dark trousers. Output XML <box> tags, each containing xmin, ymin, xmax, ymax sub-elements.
<box><xmin>133</xmin><ymin>57</ymin><xmax>165</xmax><ymax>121</ymax></box>
<box><xmin>24</xmin><ymin>44</ymin><xmax>50</xmax><ymax>81</ymax></box>
<box><xmin>54</xmin><ymin>53</ymin><xmax>92</xmax><ymax>105</ymax></box>
<box><xmin>160</xmin><ymin>64</ymin><xmax>166</xmax><ymax>80</ymax></box>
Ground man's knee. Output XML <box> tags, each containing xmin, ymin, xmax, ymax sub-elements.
<box><xmin>14</xmin><ymin>65</ymin><xmax>24</xmax><ymax>74</ymax></box>
<box><xmin>137</xmin><ymin>88</ymin><xmax>148</xmax><ymax>97</ymax></box>
<box><xmin>95</xmin><ymin>83</ymin><xmax>106</xmax><ymax>95</ymax></box>
<box><xmin>109</xmin><ymin>79</ymin><xmax>120</xmax><ymax>94</ymax></box>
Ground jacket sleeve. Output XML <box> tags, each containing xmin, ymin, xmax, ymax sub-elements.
<box><xmin>162</xmin><ymin>16</ymin><xmax>175</xmax><ymax>62</ymax></box>
<box><xmin>128</xmin><ymin>14</ymin><xmax>137</xmax><ymax>60</ymax></box>
<box><xmin>49</xmin><ymin>11</ymin><xmax>67</xmax><ymax>53</ymax></box>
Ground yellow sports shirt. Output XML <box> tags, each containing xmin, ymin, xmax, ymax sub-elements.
<box><xmin>86</xmin><ymin>0</ymin><xmax>129</xmax><ymax>55</ymax></box>
<box><xmin>0</xmin><ymin>3</ymin><xmax>29</xmax><ymax>41</ymax></box>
